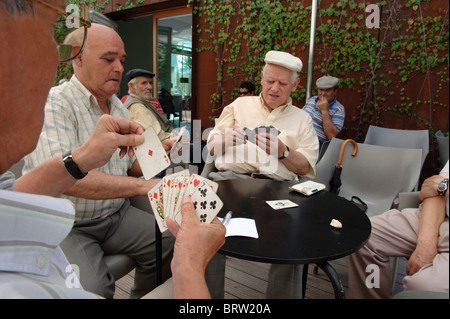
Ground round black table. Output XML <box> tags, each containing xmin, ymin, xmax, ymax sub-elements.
<box><xmin>216</xmin><ymin>179</ymin><xmax>371</xmax><ymax>298</ymax></box>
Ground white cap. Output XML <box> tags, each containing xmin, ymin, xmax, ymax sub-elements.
<box><xmin>264</xmin><ymin>50</ymin><xmax>303</xmax><ymax>73</ymax></box>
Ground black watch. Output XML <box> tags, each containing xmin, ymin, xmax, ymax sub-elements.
<box><xmin>278</xmin><ymin>145</ymin><xmax>290</xmax><ymax>160</ymax></box>
<box><xmin>62</xmin><ymin>151</ymin><xmax>87</xmax><ymax>179</ymax></box>
<box><xmin>437</xmin><ymin>178</ymin><xmax>448</xmax><ymax>196</ymax></box>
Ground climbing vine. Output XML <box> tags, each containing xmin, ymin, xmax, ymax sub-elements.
<box><xmin>190</xmin><ymin>0</ymin><xmax>449</xmax><ymax>148</ymax></box>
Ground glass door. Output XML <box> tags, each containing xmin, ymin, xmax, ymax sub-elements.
<box><xmin>156</xmin><ymin>13</ymin><xmax>192</xmax><ymax>127</ymax></box>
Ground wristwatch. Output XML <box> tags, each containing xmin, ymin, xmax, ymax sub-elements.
<box><xmin>278</xmin><ymin>145</ymin><xmax>290</xmax><ymax>160</ymax></box>
<box><xmin>62</xmin><ymin>151</ymin><xmax>87</xmax><ymax>179</ymax></box>
<box><xmin>437</xmin><ymin>178</ymin><xmax>448</xmax><ymax>196</ymax></box>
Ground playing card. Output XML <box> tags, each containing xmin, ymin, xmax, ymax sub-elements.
<box><xmin>135</xmin><ymin>127</ymin><xmax>171</xmax><ymax>180</ymax></box>
<box><xmin>148</xmin><ymin>180</ymin><xmax>167</xmax><ymax>232</ymax></box>
<box><xmin>171</xmin><ymin>176</ymin><xmax>190</xmax><ymax>223</ymax></box>
<box><xmin>189</xmin><ymin>181</ymin><xmax>223</xmax><ymax>225</ymax></box>
<box><xmin>265</xmin><ymin>199</ymin><xmax>299</xmax><ymax>210</ymax></box>
<box><xmin>185</xmin><ymin>173</ymin><xmax>219</xmax><ymax>196</ymax></box>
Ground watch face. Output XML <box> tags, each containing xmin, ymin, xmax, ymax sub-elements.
<box><xmin>438</xmin><ymin>179</ymin><xmax>448</xmax><ymax>194</ymax></box>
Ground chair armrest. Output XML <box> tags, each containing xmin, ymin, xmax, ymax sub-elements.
<box><xmin>397</xmin><ymin>191</ymin><xmax>421</xmax><ymax>210</ymax></box>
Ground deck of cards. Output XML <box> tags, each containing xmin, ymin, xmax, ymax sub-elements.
<box><xmin>244</xmin><ymin>125</ymin><xmax>280</xmax><ymax>143</ymax></box>
<box><xmin>148</xmin><ymin>169</ymin><xmax>223</xmax><ymax>232</ymax></box>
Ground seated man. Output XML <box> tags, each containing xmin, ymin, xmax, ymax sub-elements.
<box><xmin>124</xmin><ymin>68</ymin><xmax>177</xmax><ymax>151</ymax></box>
<box><xmin>207</xmin><ymin>51</ymin><xmax>318</xmax><ymax>181</ymax></box>
<box><xmin>205</xmin><ymin>50</ymin><xmax>319</xmax><ymax>299</ymax></box>
<box><xmin>23</xmin><ymin>23</ymin><xmax>174</xmax><ymax>299</ymax></box>
<box><xmin>348</xmin><ymin>161</ymin><xmax>449</xmax><ymax>298</ymax></box>
<box><xmin>302</xmin><ymin>76</ymin><xmax>345</xmax><ymax>148</ymax></box>
<box><xmin>125</xmin><ymin>68</ymin><xmax>205</xmax><ymax>174</ymax></box>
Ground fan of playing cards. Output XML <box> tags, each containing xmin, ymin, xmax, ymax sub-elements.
<box><xmin>148</xmin><ymin>170</ymin><xmax>223</xmax><ymax>232</ymax></box>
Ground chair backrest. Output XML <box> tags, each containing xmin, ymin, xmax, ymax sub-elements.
<box><xmin>436</xmin><ymin>130</ymin><xmax>449</xmax><ymax>168</ymax></box>
<box><xmin>312</xmin><ymin>138</ymin><xmax>346</xmax><ymax>191</ymax></box>
<box><xmin>364</xmin><ymin>125</ymin><xmax>429</xmax><ymax>167</ymax></box>
<box><xmin>338</xmin><ymin>142</ymin><xmax>422</xmax><ymax>217</ymax></box>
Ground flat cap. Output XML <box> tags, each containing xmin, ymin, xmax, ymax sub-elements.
<box><xmin>264</xmin><ymin>50</ymin><xmax>303</xmax><ymax>73</ymax></box>
<box><xmin>125</xmin><ymin>68</ymin><xmax>155</xmax><ymax>83</ymax></box>
<box><xmin>316</xmin><ymin>76</ymin><xmax>339</xmax><ymax>89</ymax></box>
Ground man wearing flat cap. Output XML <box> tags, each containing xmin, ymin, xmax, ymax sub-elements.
<box><xmin>124</xmin><ymin>68</ymin><xmax>177</xmax><ymax>152</ymax></box>
<box><xmin>303</xmin><ymin>75</ymin><xmax>345</xmax><ymax>147</ymax></box>
<box><xmin>205</xmin><ymin>50</ymin><xmax>319</xmax><ymax>299</ymax></box>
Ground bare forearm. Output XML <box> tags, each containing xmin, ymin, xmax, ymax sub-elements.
<box><xmin>172</xmin><ymin>266</ymin><xmax>211</xmax><ymax>299</ymax></box>
<box><xmin>65</xmin><ymin>170</ymin><xmax>156</xmax><ymax>199</ymax></box>
<box><xmin>321</xmin><ymin>110</ymin><xmax>340</xmax><ymax>140</ymax></box>
<box><xmin>15</xmin><ymin>157</ymin><xmax>78</xmax><ymax>197</ymax></box>
<box><xmin>280</xmin><ymin>149</ymin><xmax>311</xmax><ymax>176</ymax></box>
<box><xmin>417</xmin><ymin>196</ymin><xmax>446</xmax><ymax>247</ymax></box>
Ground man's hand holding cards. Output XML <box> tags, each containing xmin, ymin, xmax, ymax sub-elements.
<box><xmin>148</xmin><ymin>170</ymin><xmax>223</xmax><ymax>232</ymax></box>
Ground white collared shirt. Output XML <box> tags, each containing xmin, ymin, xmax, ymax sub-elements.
<box><xmin>207</xmin><ymin>95</ymin><xmax>319</xmax><ymax>180</ymax></box>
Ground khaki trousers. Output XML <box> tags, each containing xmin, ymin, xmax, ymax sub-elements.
<box><xmin>348</xmin><ymin>208</ymin><xmax>449</xmax><ymax>299</ymax></box>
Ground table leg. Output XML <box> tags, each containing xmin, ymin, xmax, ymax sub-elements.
<box><xmin>156</xmin><ymin>222</ymin><xmax>162</xmax><ymax>286</ymax></box>
<box><xmin>301</xmin><ymin>264</ymin><xmax>309</xmax><ymax>299</ymax></box>
<box><xmin>316</xmin><ymin>262</ymin><xmax>345</xmax><ymax>299</ymax></box>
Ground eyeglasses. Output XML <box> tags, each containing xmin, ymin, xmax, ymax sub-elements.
<box><xmin>239</xmin><ymin>91</ymin><xmax>250</xmax><ymax>96</ymax></box>
<box><xmin>38</xmin><ymin>1</ymin><xmax>91</xmax><ymax>62</ymax></box>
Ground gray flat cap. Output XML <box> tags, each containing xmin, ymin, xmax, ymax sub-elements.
<box><xmin>316</xmin><ymin>76</ymin><xmax>339</xmax><ymax>89</ymax></box>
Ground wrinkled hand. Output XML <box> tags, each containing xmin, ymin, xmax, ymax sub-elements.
<box><xmin>419</xmin><ymin>173</ymin><xmax>449</xmax><ymax>201</ymax></box>
<box><xmin>317</xmin><ymin>96</ymin><xmax>329</xmax><ymax>113</ymax></box>
<box><xmin>407</xmin><ymin>243</ymin><xmax>437</xmax><ymax>276</ymax></box>
<box><xmin>74</xmin><ymin>114</ymin><xmax>144</xmax><ymax>172</ymax></box>
<box><xmin>224</xmin><ymin>126</ymin><xmax>247</xmax><ymax>147</ymax></box>
<box><xmin>255</xmin><ymin>132</ymin><xmax>283</xmax><ymax>157</ymax></box>
<box><xmin>166</xmin><ymin>196</ymin><xmax>226</xmax><ymax>273</ymax></box>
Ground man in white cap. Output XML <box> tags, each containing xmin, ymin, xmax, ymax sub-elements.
<box><xmin>207</xmin><ymin>50</ymin><xmax>318</xmax><ymax>181</ymax></box>
<box><xmin>205</xmin><ymin>51</ymin><xmax>319</xmax><ymax>299</ymax></box>
<box><xmin>303</xmin><ymin>75</ymin><xmax>345</xmax><ymax>147</ymax></box>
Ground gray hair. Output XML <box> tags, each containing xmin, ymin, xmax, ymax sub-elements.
<box><xmin>0</xmin><ymin>0</ymin><xmax>35</xmax><ymax>16</ymax></box>
<box><xmin>262</xmin><ymin>64</ymin><xmax>299</xmax><ymax>84</ymax></box>
<box><xmin>127</xmin><ymin>78</ymin><xmax>138</xmax><ymax>94</ymax></box>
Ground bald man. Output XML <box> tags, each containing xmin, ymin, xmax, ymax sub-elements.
<box><xmin>23</xmin><ymin>23</ymin><xmax>174</xmax><ymax>299</ymax></box>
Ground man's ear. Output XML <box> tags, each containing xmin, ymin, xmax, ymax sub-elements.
<box><xmin>128</xmin><ymin>82</ymin><xmax>134</xmax><ymax>93</ymax></box>
<box><xmin>72</xmin><ymin>46</ymin><xmax>83</xmax><ymax>66</ymax></box>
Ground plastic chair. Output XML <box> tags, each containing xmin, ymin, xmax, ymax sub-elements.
<box><xmin>436</xmin><ymin>130</ymin><xmax>449</xmax><ymax>169</ymax></box>
<box><xmin>364</xmin><ymin>125</ymin><xmax>429</xmax><ymax>167</ymax></box>
<box><xmin>364</xmin><ymin>125</ymin><xmax>429</xmax><ymax>190</ymax></box>
<box><xmin>312</xmin><ymin>138</ymin><xmax>422</xmax><ymax>217</ymax></box>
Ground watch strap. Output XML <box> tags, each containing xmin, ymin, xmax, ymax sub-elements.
<box><xmin>278</xmin><ymin>145</ymin><xmax>290</xmax><ymax>160</ymax></box>
<box><xmin>62</xmin><ymin>151</ymin><xmax>87</xmax><ymax>179</ymax></box>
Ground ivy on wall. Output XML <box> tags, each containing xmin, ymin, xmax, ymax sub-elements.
<box><xmin>190</xmin><ymin>0</ymin><xmax>449</xmax><ymax>144</ymax></box>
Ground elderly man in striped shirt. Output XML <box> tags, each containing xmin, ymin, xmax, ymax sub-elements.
<box><xmin>302</xmin><ymin>76</ymin><xmax>345</xmax><ymax>148</ymax></box>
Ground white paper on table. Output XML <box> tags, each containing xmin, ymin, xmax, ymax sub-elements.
<box><xmin>219</xmin><ymin>217</ymin><xmax>259</xmax><ymax>239</ymax></box>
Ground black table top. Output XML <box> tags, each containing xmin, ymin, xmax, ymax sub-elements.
<box><xmin>216</xmin><ymin>179</ymin><xmax>371</xmax><ymax>264</ymax></box>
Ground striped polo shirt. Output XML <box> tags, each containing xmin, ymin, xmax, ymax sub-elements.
<box><xmin>0</xmin><ymin>172</ymin><xmax>99</xmax><ymax>298</ymax></box>
<box><xmin>302</xmin><ymin>96</ymin><xmax>345</xmax><ymax>143</ymax></box>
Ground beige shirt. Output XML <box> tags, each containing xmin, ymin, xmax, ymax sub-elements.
<box><xmin>127</xmin><ymin>94</ymin><xmax>172</xmax><ymax>141</ymax></box>
<box><xmin>207</xmin><ymin>95</ymin><xmax>319</xmax><ymax>180</ymax></box>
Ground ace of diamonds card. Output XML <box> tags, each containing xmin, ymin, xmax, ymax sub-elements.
<box><xmin>134</xmin><ymin>127</ymin><xmax>171</xmax><ymax>180</ymax></box>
